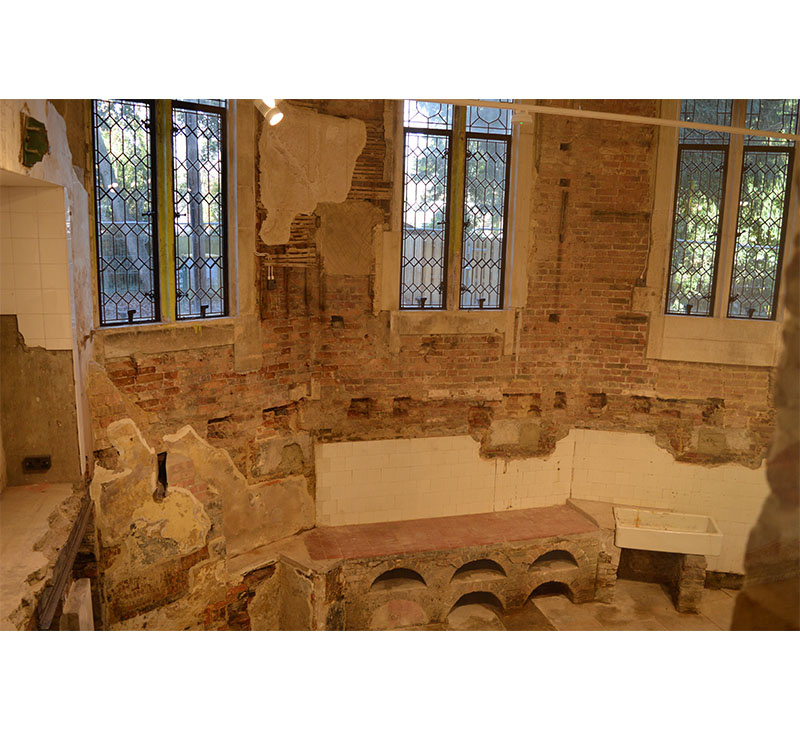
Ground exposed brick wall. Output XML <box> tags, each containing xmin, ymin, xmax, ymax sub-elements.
<box><xmin>90</xmin><ymin>99</ymin><xmax>775</xmax><ymax>479</ymax></box>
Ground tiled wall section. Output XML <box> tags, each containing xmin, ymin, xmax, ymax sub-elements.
<box><xmin>0</xmin><ymin>185</ymin><xmax>72</xmax><ymax>350</ymax></box>
<box><xmin>316</xmin><ymin>429</ymin><xmax>768</xmax><ymax>574</ymax></box>
<box><xmin>569</xmin><ymin>429</ymin><xmax>768</xmax><ymax>574</ymax></box>
<box><xmin>316</xmin><ymin>435</ymin><xmax>573</xmax><ymax>527</ymax></box>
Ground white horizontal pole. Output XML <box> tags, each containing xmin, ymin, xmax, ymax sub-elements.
<box><xmin>419</xmin><ymin>98</ymin><xmax>800</xmax><ymax>143</ymax></box>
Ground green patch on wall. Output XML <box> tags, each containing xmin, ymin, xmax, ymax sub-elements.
<box><xmin>21</xmin><ymin>113</ymin><xmax>49</xmax><ymax>167</ymax></box>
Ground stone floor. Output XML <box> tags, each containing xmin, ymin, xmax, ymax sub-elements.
<box><xmin>521</xmin><ymin>579</ymin><xmax>737</xmax><ymax>630</ymax></box>
<box><xmin>0</xmin><ymin>482</ymin><xmax>74</xmax><ymax>630</ymax></box>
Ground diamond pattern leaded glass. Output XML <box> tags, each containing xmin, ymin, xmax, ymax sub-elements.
<box><xmin>666</xmin><ymin>149</ymin><xmax>727</xmax><ymax>316</ymax></box>
<box><xmin>92</xmin><ymin>99</ymin><xmax>159</xmax><ymax>325</ymax></box>
<box><xmin>666</xmin><ymin>99</ymin><xmax>733</xmax><ymax>317</ymax></box>
<box><xmin>679</xmin><ymin>99</ymin><xmax>733</xmax><ymax>144</ymax></box>
<box><xmin>744</xmin><ymin>99</ymin><xmax>799</xmax><ymax>146</ymax></box>
<box><xmin>172</xmin><ymin>101</ymin><xmax>227</xmax><ymax>319</ymax></box>
<box><xmin>403</xmin><ymin>100</ymin><xmax>453</xmax><ymax>130</ymax></box>
<box><xmin>466</xmin><ymin>100</ymin><xmax>513</xmax><ymax>135</ymax></box>
<box><xmin>460</xmin><ymin>137</ymin><xmax>509</xmax><ymax>309</ymax></box>
<box><xmin>401</xmin><ymin>131</ymin><xmax>450</xmax><ymax>308</ymax></box>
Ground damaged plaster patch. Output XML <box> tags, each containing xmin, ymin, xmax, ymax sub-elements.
<box><xmin>316</xmin><ymin>201</ymin><xmax>383</xmax><ymax>276</ymax></box>
<box><xmin>258</xmin><ymin>104</ymin><xmax>366</xmax><ymax>246</ymax></box>
<box><xmin>164</xmin><ymin>425</ymin><xmax>315</xmax><ymax>557</ymax></box>
<box><xmin>90</xmin><ymin>419</ymin><xmax>210</xmax><ymax>553</ymax></box>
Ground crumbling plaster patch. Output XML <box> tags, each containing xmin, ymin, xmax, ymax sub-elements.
<box><xmin>258</xmin><ymin>103</ymin><xmax>367</xmax><ymax>247</ymax></box>
<box><xmin>163</xmin><ymin>424</ymin><xmax>314</xmax><ymax>558</ymax></box>
<box><xmin>316</xmin><ymin>201</ymin><xmax>383</xmax><ymax>277</ymax></box>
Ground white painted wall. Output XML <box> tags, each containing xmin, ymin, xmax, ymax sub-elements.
<box><xmin>315</xmin><ymin>429</ymin><xmax>768</xmax><ymax>574</ymax></box>
<box><xmin>0</xmin><ymin>185</ymin><xmax>72</xmax><ymax>349</ymax></box>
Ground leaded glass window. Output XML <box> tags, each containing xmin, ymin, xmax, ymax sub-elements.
<box><xmin>92</xmin><ymin>99</ymin><xmax>228</xmax><ymax>326</ymax></box>
<box><xmin>400</xmin><ymin>100</ymin><xmax>513</xmax><ymax>310</ymax></box>
<box><xmin>172</xmin><ymin>100</ymin><xmax>227</xmax><ymax>319</ymax></box>
<box><xmin>666</xmin><ymin>99</ymin><xmax>797</xmax><ymax>321</ymax></box>
<box><xmin>92</xmin><ymin>100</ymin><xmax>160</xmax><ymax>325</ymax></box>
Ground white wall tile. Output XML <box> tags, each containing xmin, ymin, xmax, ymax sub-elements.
<box><xmin>9</xmin><ymin>212</ymin><xmax>37</xmax><ymax>238</ymax></box>
<box><xmin>7</xmin><ymin>188</ymin><xmax>38</xmax><ymax>212</ymax></box>
<box><xmin>16</xmin><ymin>313</ymin><xmax>45</xmax><ymax>342</ymax></box>
<box><xmin>11</xmin><ymin>238</ymin><xmax>39</xmax><ymax>264</ymax></box>
<box><xmin>13</xmin><ymin>263</ymin><xmax>41</xmax><ymax>289</ymax></box>
<box><xmin>39</xmin><ymin>238</ymin><xmax>68</xmax><ymax>264</ymax></box>
<box><xmin>40</xmin><ymin>263</ymin><xmax>69</xmax><ymax>289</ymax></box>
<box><xmin>37</xmin><ymin>212</ymin><xmax>67</xmax><ymax>239</ymax></box>
<box><xmin>15</xmin><ymin>289</ymin><xmax>43</xmax><ymax>314</ymax></box>
<box><xmin>43</xmin><ymin>313</ymin><xmax>72</xmax><ymax>340</ymax></box>
<box><xmin>36</xmin><ymin>187</ymin><xmax>65</xmax><ymax>213</ymax></box>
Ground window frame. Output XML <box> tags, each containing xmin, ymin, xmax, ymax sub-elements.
<box><xmin>664</xmin><ymin>98</ymin><xmax>797</xmax><ymax>322</ymax></box>
<box><xmin>90</xmin><ymin>98</ymin><xmax>230</xmax><ymax>328</ymax></box>
<box><xmin>398</xmin><ymin>100</ymin><xmax>514</xmax><ymax>312</ymax></box>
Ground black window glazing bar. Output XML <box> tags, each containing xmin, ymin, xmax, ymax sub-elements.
<box><xmin>92</xmin><ymin>99</ymin><xmax>161</xmax><ymax>326</ymax></box>
<box><xmin>171</xmin><ymin>99</ymin><xmax>228</xmax><ymax>320</ymax></box>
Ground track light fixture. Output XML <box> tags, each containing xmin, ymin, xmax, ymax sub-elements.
<box><xmin>256</xmin><ymin>98</ymin><xmax>284</xmax><ymax>126</ymax></box>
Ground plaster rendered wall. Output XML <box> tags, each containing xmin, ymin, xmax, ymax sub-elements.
<box><xmin>0</xmin><ymin>315</ymin><xmax>81</xmax><ymax>485</ymax></box>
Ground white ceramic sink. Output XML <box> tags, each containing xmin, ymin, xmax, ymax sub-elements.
<box><xmin>613</xmin><ymin>507</ymin><xmax>723</xmax><ymax>557</ymax></box>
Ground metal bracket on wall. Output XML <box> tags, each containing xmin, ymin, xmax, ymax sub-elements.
<box><xmin>36</xmin><ymin>495</ymin><xmax>93</xmax><ymax>630</ymax></box>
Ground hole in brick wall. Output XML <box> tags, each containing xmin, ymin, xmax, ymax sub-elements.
<box><xmin>153</xmin><ymin>452</ymin><xmax>168</xmax><ymax>502</ymax></box>
<box><xmin>262</xmin><ymin>402</ymin><xmax>297</xmax><ymax>429</ymax></box>
<box><xmin>207</xmin><ymin>414</ymin><xmax>233</xmax><ymax>440</ymax></box>
<box><xmin>559</xmin><ymin>178</ymin><xmax>570</xmax><ymax>187</ymax></box>
<box><xmin>548</xmin><ymin>313</ymin><xmax>560</xmax><ymax>323</ymax></box>
<box><xmin>588</xmin><ymin>392</ymin><xmax>607</xmax><ymax>409</ymax></box>
<box><xmin>560</xmin><ymin>142</ymin><xmax>571</xmax><ymax>151</ymax></box>
<box><xmin>93</xmin><ymin>446</ymin><xmax>120</xmax><ymax>470</ymax></box>
<box><xmin>554</xmin><ymin>391</ymin><xmax>567</xmax><ymax>409</ymax></box>
<box><xmin>347</xmin><ymin>397</ymin><xmax>373</xmax><ymax>418</ymax></box>
<box><xmin>527</xmin><ymin>581</ymin><xmax>574</xmax><ymax>602</ymax></box>
<box><xmin>632</xmin><ymin>396</ymin><xmax>652</xmax><ymax>413</ymax></box>
<box><xmin>532</xmin><ymin>550</ymin><xmax>579</xmax><ymax>570</ymax></box>
<box><xmin>449</xmin><ymin>591</ymin><xmax>504</xmax><ymax>616</ymax></box>
<box><xmin>702</xmin><ymin>398</ymin><xmax>725</xmax><ymax>424</ymax></box>
<box><xmin>371</xmin><ymin>568</ymin><xmax>427</xmax><ymax>592</ymax></box>
<box><xmin>330</xmin><ymin>315</ymin><xmax>344</xmax><ymax>328</ymax></box>
<box><xmin>393</xmin><ymin>396</ymin><xmax>412</xmax><ymax>416</ymax></box>
<box><xmin>528</xmin><ymin>394</ymin><xmax>542</xmax><ymax>415</ymax></box>
<box><xmin>451</xmin><ymin>559</ymin><xmax>507</xmax><ymax>583</ymax></box>
<box><xmin>656</xmin><ymin>398</ymin><xmax>682</xmax><ymax>419</ymax></box>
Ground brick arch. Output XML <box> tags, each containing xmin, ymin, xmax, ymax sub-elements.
<box><xmin>528</xmin><ymin>539</ymin><xmax>590</xmax><ymax>570</ymax></box>
<box><xmin>526</xmin><ymin>579</ymin><xmax>576</xmax><ymax>602</ymax></box>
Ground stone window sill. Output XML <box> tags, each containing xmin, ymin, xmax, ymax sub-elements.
<box><xmin>96</xmin><ymin>317</ymin><xmax>236</xmax><ymax>359</ymax></box>
<box><xmin>646</xmin><ymin>312</ymin><xmax>783</xmax><ymax>367</ymax></box>
<box><xmin>389</xmin><ymin>309</ymin><xmax>517</xmax><ymax>355</ymax></box>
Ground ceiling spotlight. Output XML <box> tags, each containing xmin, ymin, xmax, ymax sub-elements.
<box><xmin>256</xmin><ymin>98</ymin><xmax>284</xmax><ymax>126</ymax></box>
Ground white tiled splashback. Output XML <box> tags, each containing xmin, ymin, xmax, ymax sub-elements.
<box><xmin>316</xmin><ymin>435</ymin><xmax>572</xmax><ymax>526</ymax></box>
<box><xmin>0</xmin><ymin>186</ymin><xmax>73</xmax><ymax>350</ymax></box>
<box><xmin>315</xmin><ymin>429</ymin><xmax>769</xmax><ymax>574</ymax></box>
